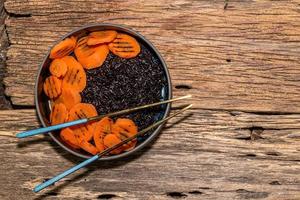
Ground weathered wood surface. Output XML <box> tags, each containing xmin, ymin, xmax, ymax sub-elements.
<box><xmin>3</xmin><ymin>0</ymin><xmax>300</xmax><ymax>113</ymax></box>
<box><xmin>0</xmin><ymin>0</ymin><xmax>300</xmax><ymax>199</ymax></box>
<box><xmin>0</xmin><ymin>0</ymin><xmax>11</xmax><ymax>109</ymax></box>
<box><xmin>0</xmin><ymin>109</ymin><xmax>299</xmax><ymax>200</ymax></box>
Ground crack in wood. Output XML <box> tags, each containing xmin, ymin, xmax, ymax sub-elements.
<box><xmin>45</xmin><ymin>191</ymin><xmax>58</xmax><ymax>196</ymax></box>
<box><xmin>269</xmin><ymin>181</ymin><xmax>281</xmax><ymax>185</ymax></box>
<box><xmin>236</xmin><ymin>189</ymin><xmax>269</xmax><ymax>199</ymax></box>
<box><xmin>265</xmin><ymin>151</ymin><xmax>281</xmax><ymax>156</ymax></box>
<box><xmin>224</xmin><ymin>0</ymin><xmax>229</xmax><ymax>10</ymax></box>
<box><xmin>175</xmin><ymin>84</ymin><xmax>192</xmax><ymax>90</ymax></box>
<box><xmin>167</xmin><ymin>192</ymin><xmax>188</xmax><ymax>198</ymax></box>
<box><xmin>97</xmin><ymin>194</ymin><xmax>118</xmax><ymax>199</ymax></box>
<box><xmin>198</xmin><ymin>187</ymin><xmax>211</xmax><ymax>190</ymax></box>
<box><xmin>11</xmin><ymin>104</ymin><xmax>36</xmax><ymax>109</ymax></box>
<box><xmin>245</xmin><ymin>153</ymin><xmax>257</xmax><ymax>157</ymax></box>
<box><xmin>188</xmin><ymin>190</ymin><xmax>203</xmax><ymax>195</ymax></box>
<box><xmin>249</xmin><ymin>126</ymin><xmax>264</xmax><ymax>140</ymax></box>
<box><xmin>3</xmin><ymin>4</ymin><xmax>31</xmax><ymax>18</ymax></box>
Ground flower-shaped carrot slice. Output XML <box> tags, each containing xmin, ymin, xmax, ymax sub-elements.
<box><xmin>78</xmin><ymin>139</ymin><xmax>99</xmax><ymax>155</ymax></box>
<box><xmin>74</xmin><ymin>36</ymin><xmax>109</xmax><ymax>69</ymax></box>
<box><xmin>55</xmin><ymin>89</ymin><xmax>81</xmax><ymax>111</ymax></box>
<box><xmin>93</xmin><ymin>117</ymin><xmax>113</xmax><ymax>152</ymax></box>
<box><xmin>68</xmin><ymin>103</ymin><xmax>98</xmax><ymax>142</ymax></box>
<box><xmin>50</xmin><ymin>36</ymin><xmax>77</xmax><ymax>59</ymax></box>
<box><xmin>43</xmin><ymin>75</ymin><xmax>62</xmax><ymax>99</ymax></box>
<box><xmin>50</xmin><ymin>103</ymin><xmax>68</xmax><ymax>125</ymax></box>
<box><xmin>108</xmin><ymin>33</ymin><xmax>141</xmax><ymax>59</ymax></box>
<box><xmin>114</xmin><ymin>118</ymin><xmax>138</xmax><ymax>151</ymax></box>
<box><xmin>49</xmin><ymin>58</ymin><xmax>68</xmax><ymax>78</ymax></box>
<box><xmin>60</xmin><ymin>128</ymin><xmax>80</xmax><ymax>149</ymax></box>
<box><xmin>61</xmin><ymin>56</ymin><xmax>86</xmax><ymax>92</ymax></box>
<box><xmin>87</xmin><ymin>30</ymin><xmax>117</xmax><ymax>45</ymax></box>
<box><xmin>103</xmin><ymin>134</ymin><xmax>123</xmax><ymax>154</ymax></box>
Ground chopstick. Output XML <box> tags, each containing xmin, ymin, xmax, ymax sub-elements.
<box><xmin>33</xmin><ymin>104</ymin><xmax>192</xmax><ymax>192</ymax></box>
<box><xmin>16</xmin><ymin>95</ymin><xmax>191</xmax><ymax>138</ymax></box>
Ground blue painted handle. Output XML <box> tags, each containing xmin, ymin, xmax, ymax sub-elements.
<box><xmin>16</xmin><ymin>119</ymin><xmax>88</xmax><ymax>138</ymax></box>
<box><xmin>34</xmin><ymin>154</ymin><xmax>99</xmax><ymax>193</ymax></box>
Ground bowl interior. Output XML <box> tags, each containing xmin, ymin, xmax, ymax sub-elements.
<box><xmin>35</xmin><ymin>24</ymin><xmax>171</xmax><ymax>160</ymax></box>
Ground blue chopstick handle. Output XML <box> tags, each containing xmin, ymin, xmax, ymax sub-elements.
<box><xmin>16</xmin><ymin>119</ymin><xmax>88</xmax><ymax>138</ymax></box>
<box><xmin>34</xmin><ymin>154</ymin><xmax>99</xmax><ymax>193</ymax></box>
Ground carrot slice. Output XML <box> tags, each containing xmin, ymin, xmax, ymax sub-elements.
<box><xmin>74</xmin><ymin>36</ymin><xmax>109</xmax><ymax>69</ymax></box>
<box><xmin>61</xmin><ymin>56</ymin><xmax>86</xmax><ymax>92</ymax></box>
<box><xmin>78</xmin><ymin>139</ymin><xmax>99</xmax><ymax>155</ymax></box>
<box><xmin>108</xmin><ymin>33</ymin><xmax>141</xmax><ymax>59</ymax></box>
<box><xmin>68</xmin><ymin>103</ymin><xmax>98</xmax><ymax>120</ymax></box>
<box><xmin>111</xmin><ymin>123</ymin><xmax>122</xmax><ymax>135</ymax></box>
<box><xmin>93</xmin><ymin>117</ymin><xmax>113</xmax><ymax>152</ymax></box>
<box><xmin>114</xmin><ymin>118</ymin><xmax>138</xmax><ymax>151</ymax></box>
<box><xmin>87</xmin><ymin>30</ymin><xmax>117</xmax><ymax>45</ymax></box>
<box><xmin>60</xmin><ymin>128</ymin><xmax>80</xmax><ymax>149</ymax></box>
<box><xmin>50</xmin><ymin>36</ymin><xmax>77</xmax><ymax>59</ymax></box>
<box><xmin>68</xmin><ymin>103</ymin><xmax>98</xmax><ymax>141</ymax></box>
<box><xmin>49</xmin><ymin>58</ymin><xmax>68</xmax><ymax>78</ymax></box>
<box><xmin>43</xmin><ymin>75</ymin><xmax>62</xmax><ymax>99</ymax></box>
<box><xmin>50</xmin><ymin>103</ymin><xmax>68</xmax><ymax>125</ymax></box>
<box><xmin>74</xmin><ymin>37</ymin><xmax>90</xmax><ymax>58</ymax></box>
<box><xmin>115</xmin><ymin>118</ymin><xmax>138</xmax><ymax>134</ymax></box>
<box><xmin>55</xmin><ymin>89</ymin><xmax>81</xmax><ymax>110</ymax></box>
<box><xmin>103</xmin><ymin>134</ymin><xmax>123</xmax><ymax>154</ymax></box>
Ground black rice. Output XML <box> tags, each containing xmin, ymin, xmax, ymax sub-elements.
<box><xmin>81</xmin><ymin>42</ymin><xmax>168</xmax><ymax>133</ymax></box>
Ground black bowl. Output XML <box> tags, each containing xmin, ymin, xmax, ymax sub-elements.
<box><xmin>35</xmin><ymin>24</ymin><xmax>172</xmax><ymax>160</ymax></box>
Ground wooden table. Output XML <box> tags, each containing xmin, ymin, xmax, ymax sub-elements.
<box><xmin>0</xmin><ymin>0</ymin><xmax>299</xmax><ymax>199</ymax></box>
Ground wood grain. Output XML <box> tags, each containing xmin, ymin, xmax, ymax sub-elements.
<box><xmin>0</xmin><ymin>0</ymin><xmax>11</xmax><ymax>109</ymax></box>
<box><xmin>3</xmin><ymin>0</ymin><xmax>300</xmax><ymax>113</ymax></box>
<box><xmin>1</xmin><ymin>0</ymin><xmax>300</xmax><ymax>199</ymax></box>
<box><xmin>0</xmin><ymin>109</ymin><xmax>299</xmax><ymax>199</ymax></box>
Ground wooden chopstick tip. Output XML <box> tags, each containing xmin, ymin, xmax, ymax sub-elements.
<box><xmin>180</xmin><ymin>94</ymin><xmax>192</xmax><ymax>99</ymax></box>
<box><xmin>182</xmin><ymin>104</ymin><xmax>193</xmax><ymax>111</ymax></box>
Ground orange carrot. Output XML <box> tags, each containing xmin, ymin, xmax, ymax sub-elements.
<box><xmin>61</xmin><ymin>56</ymin><xmax>86</xmax><ymax>92</ymax></box>
<box><xmin>103</xmin><ymin>134</ymin><xmax>123</xmax><ymax>154</ymax></box>
<box><xmin>112</xmin><ymin>118</ymin><xmax>138</xmax><ymax>151</ymax></box>
<box><xmin>43</xmin><ymin>75</ymin><xmax>62</xmax><ymax>99</ymax></box>
<box><xmin>93</xmin><ymin>117</ymin><xmax>113</xmax><ymax>152</ymax></box>
<box><xmin>50</xmin><ymin>103</ymin><xmax>68</xmax><ymax>125</ymax></box>
<box><xmin>115</xmin><ymin>118</ymin><xmax>138</xmax><ymax>135</ymax></box>
<box><xmin>108</xmin><ymin>33</ymin><xmax>140</xmax><ymax>59</ymax></box>
<box><xmin>68</xmin><ymin>103</ymin><xmax>98</xmax><ymax>141</ymax></box>
<box><xmin>60</xmin><ymin>128</ymin><xmax>80</xmax><ymax>149</ymax></box>
<box><xmin>87</xmin><ymin>30</ymin><xmax>117</xmax><ymax>45</ymax></box>
<box><xmin>50</xmin><ymin>36</ymin><xmax>77</xmax><ymax>59</ymax></box>
<box><xmin>55</xmin><ymin>89</ymin><xmax>81</xmax><ymax>110</ymax></box>
<box><xmin>49</xmin><ymin>58</ymin><xmax>68</xmax><ymax>78</ymax></box>
<box><xmin>68</xmin><ymin>103</ymin><xmax>98</xmax><ymax>120</ymax></box>
<box><xmin>78</xmin><ymin>139</ymin><xmax>99</xmax><ymax>155</ymax></box>
<box><xmin>74</xmin><ymin>36</ymin><xmax>109</xmax><ymax>69</ymax></box>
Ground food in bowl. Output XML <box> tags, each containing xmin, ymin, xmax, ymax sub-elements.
<box><xmin>41</xmin><ymin>29</ymin><xmax>168</xmax><ymax>156</ymax></box>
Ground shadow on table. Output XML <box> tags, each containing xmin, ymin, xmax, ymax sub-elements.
<box><xmin>17</xmin><ymin>113</ymin><xmax>192</xmax><ymax>199</ymax></box>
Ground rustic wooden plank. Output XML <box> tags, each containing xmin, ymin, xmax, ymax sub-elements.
<box><xmin>0</xmin><ymin>109</ymin><xmax>299</xmax><ymax>199</ymax></box>
<box><xmin>0</xmin><ymin>0</ymin><xmax>11</xmax><ymax>109</ymax></box>
<box><xmin>3</xmin><ymin>0</ymin><xmax>300</xmax><ymax>113</ymax></box>
<box><xmin>1</xmin><ymin>0</ymin><xmax>300</xmax><ymax>199</ymax></box>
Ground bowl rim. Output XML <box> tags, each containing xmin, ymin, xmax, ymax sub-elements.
<box><xmin>35</xmin><ymin>23</ymin><xmax>172</xmax><ymax>160</ymax></box>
